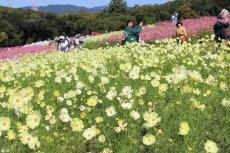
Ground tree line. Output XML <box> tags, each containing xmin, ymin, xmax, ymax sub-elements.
<box><xmin>0</xmin><ymin>0</ymin><xmax>229</xmax><ymax>47</ymax></box>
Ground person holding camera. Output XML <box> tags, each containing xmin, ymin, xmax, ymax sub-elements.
<box><xmin>124</xmin><ymin>21</ymin><xmax>143</xmax><ymax>43</ymax></box>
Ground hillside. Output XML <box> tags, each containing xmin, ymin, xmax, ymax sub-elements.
<box><xmin>22</xmin><ymin>5</ymin><xmax>107</xmax><ymax>14</ymax></box>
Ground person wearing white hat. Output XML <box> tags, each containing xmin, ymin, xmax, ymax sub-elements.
<box><xmin>220</xmin><ymin>8</ymin><xmax>230</xmax><ymax>36</ymax></box>
<box><xmin>74</xmin><ymin>34</ymin><xmax>85</xmax><ymax>49</ymax></box>
<box><xmin>74</xmin><ymin>34</ymin><xmax>81</xmax><ymax>49</ymax></box>
<box><xmin>220</xmin><ymin>9</ymin><xmax>230</xmax><ymax>22</ymax></box>
<box><xmin>58</xmin><ymin>36</ymin><xmax>70</xmax><ymax>52</ymax></box>
<box><xmin>213</xmin><ymin>15</ymin><xmax>229</xmax><ymax>42</ymax></box>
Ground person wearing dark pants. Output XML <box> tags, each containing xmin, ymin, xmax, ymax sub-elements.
<box><xmin>213</xmin><ymin>15</ymin><xmax>230</xmax><ymax>43</ymax></box>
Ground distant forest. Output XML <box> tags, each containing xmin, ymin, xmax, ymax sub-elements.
<box><xmin>0</xmin><ymin>0</ymin><xmax>229</xmax><ymax>47</ymax></box>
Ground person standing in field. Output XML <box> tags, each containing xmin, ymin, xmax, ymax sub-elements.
<box><xmin>171</xmin><ymin>12</ymin><xmax>178</xmax><ymax>24</ymax></box>
<box><xmin>134</xmin><ymin>21</ymin><xmax>144</xmax><ymax>42</ymax></box>
<box><xmin>213</xmin><ymin>15</ymin><xmax>230</xmax><ymax>42</ymax></box>
<box><xmin>57</xmin><ymin>36</ymin><xmax>70</xmax><ymax>52</ymax></box>
<box><xmin>124</xmin><ymin>21</ymin><xmax>143</xmax><ymax>43</ymax></box>
<box><xmin>176</xmin><ymin>21</ymin><xmax>188</xmax><ymax>44</ymax></box>
<box><xmin>74</xmin><ymin>34</ymin><xmax>85</xmax><ymax>49</ymax></box>
<box><xmin>74</xmin><ymin>34</ymin><xmax>81</xmax><ymax>49</ymax></box>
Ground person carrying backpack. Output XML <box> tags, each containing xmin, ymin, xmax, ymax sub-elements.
<box><xmin>74</xmin><ymin>34</ymin><xmax>81</xmax><ymax>49</ymax></box>
<box><xmin>58</xmin><ymin>36</ymin><xmax>70</xmax><ymax>52</ymax></box>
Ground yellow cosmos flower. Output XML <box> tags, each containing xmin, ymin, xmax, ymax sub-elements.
<box><xmin>83</xmin><ymin>127</ymin><xmax>97</xmax><ymax>140</ymax></box>
<box><xmin>86</xmin><ymin>96</ymin><xmax>98</xmax><ymax>107</ymax></box>
<box><xmin>26</xmin><ymin>111</ymin><xmax>41</xmax><ymax>129</ymax></box>
<box><xmin>0</xmin><ymin>117</ymin><xmax>11</xmax><ymax>131</ymax></box>
<box><xmin>178</xmin><ymin>122</ymin><xmax>190</xmax><ymax>136</ymax></box>
<box><xmin>143</xmin><ymin>134</ymin><xmax>156</xmax><ymax>146</ymax></box>
<box><xmin>7</xmin><ymin>130</ymin><xmax>16</xmax><ymax>140</ymax></box>
<box><xmin>53</xmin><ymin>90</ymin><xmax>60</xmax><ymax>97</ymax></box>
<box><xmin>204</xmin><ymin>140</ymin><xmax>219</xmax><ymax>153</ymax></box>
<box><xmin>8</xmin><ymin>94</ymin><xmax>27</xmax><ymax>110</ymax></box>
<box><xmin>70</xmin><ymin>118</ymin><xmax>84</xmax><ymax>132</ymax></box>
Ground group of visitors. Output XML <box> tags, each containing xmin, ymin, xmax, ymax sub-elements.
<box><xmin>123</xmin><ymin>9</ymin><xmax>229</xmax><ymax>45</ymax></box>
<box><xmin>55</xmin><ymin>34</ymin><xmax>87</xmax><ymax>52</ymax></box>
<box><xmin>56</xmin><ymin>9</ymin><xmax>230</xmax><ymax>52</ymax></box>
<box><xmin>174</xmin><ymin>9</ymin><xmax>230</xmax><ymax>43</ymax></box>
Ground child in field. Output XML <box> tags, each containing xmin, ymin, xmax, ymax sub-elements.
<box><xmin>176</xmin><ymin>21</ymin><xmax>188</xmax><ymax>43</ymax></box>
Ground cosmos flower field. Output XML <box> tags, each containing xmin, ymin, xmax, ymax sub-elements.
<box><xmin>84</xmin><ymin>16</ymin><xmax>216</xmax><ymax>48</ymax></box>
<box><xmin>0</xmin><ymin>36</ymin><xmax>230</xmax><ymax>153</ymax></box>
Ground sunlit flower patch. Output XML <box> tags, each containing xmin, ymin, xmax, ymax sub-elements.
<box><xmin>0</xmin><ymin>36</ymin><xmax>229</xmax><ymax>153</ymax></box>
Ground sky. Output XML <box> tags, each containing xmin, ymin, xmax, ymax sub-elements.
<box><xmin>0</xmin><ymin>0</ymin><xmax>170</xmax><ymax>8</ymax></box>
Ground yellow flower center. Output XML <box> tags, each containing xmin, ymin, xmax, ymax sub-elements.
<box><xmin>27</xmin><ymin>137</ymin><xmax>32</xmax><ymax>141</ymax></box>
<box><xmin>34</xmin><ymin>117</ymin><xmax>39</xmax><ymax>123</ymax></box>
<box><xmin>2</xmin><ymin>122</ymin><xmax>7</xmax><ymax>126</ymax></box>
<box><xmin>15</xmin><ymin>98</ymin><xmax>20</xmax><ymax>103</ymax></box>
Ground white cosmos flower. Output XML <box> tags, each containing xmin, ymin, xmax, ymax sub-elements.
<box><xmin>79</xmin><ymin>105</ymin><xmax>86</xmax><ymax>111</ymax></box>
<box><xmin>59</xmin><ymin>108</ymin><xmax>71</xmax><ymax>123</ymax></box>
<box><xmin>151</xmin><ymin>79</ymin><xmax>160</xmax><ymax>87</ymax></box>
<box><xmin>130</xmin><ymin>111</ymin><xmax>140</xmax><ymax>120</ymax></box>
<box><xmin>101</xmin><ymin>76</ymin><xmax>110</xmax><ymax>84</ymax></box>
<box><xmin>204</xmin><ymin>140</ymin><xmax>219</xmax><ymax>153</ymax></box>
<box><xmin>26</xmin><ymin>111</ymin><xmax>41</xmax><ymax>129</ymax></box>
<box><xmin>121</xmin><ymin>86</ymin><xmax>133</xmax><ymax>99</ymax></box>
<box><xmin>83</xmin><ymin>127</ymin><xmax>97</xmax><ymax>140</ymax></box>
<box><xmin>121</xmin><ymin>102</ymin><xmax>133</xmax><ymax>110</ymax></box>
<box><xmin>105</xmin><ymin>106</ymin><xmax>116</xmax><ymax>117</ymax></box>
<box><xmin>65</xmin><ymin>77</ymin><xmax>72</xmax><ymax>82</ymax></box>
<box><xmin>222</xmin><ymin>98</ymin><xmax>230</xmax><ymax>107</ymax></box>
<box><xmin>106</xmin><ymin>89</ymin><xmax>117</xmax><ymax>101</ymax></box>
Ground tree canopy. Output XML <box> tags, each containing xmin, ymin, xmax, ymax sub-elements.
<box><xmin>108</xmin><ymin>0</ymin><xmax>128</xmax><ymax>14</ymax></box>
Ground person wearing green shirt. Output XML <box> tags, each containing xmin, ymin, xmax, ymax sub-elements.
<box><xmin>124</xmin><ymin>21</ymin><xmax>143</xmax><ymax>43</ymax></box>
